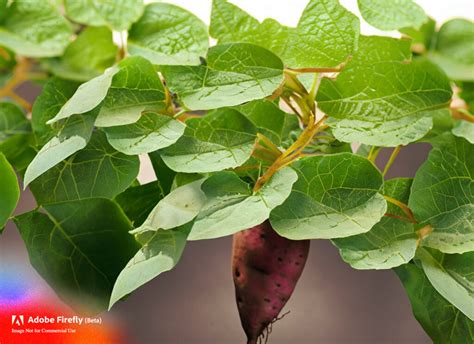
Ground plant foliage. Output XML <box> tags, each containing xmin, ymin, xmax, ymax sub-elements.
<box><xmin>0</xmin><ymin>0</ymin><xmax>473</xmax><ymax>341</ymax></box>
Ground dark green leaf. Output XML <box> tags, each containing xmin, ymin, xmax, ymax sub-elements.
<box><xmin>31</xmin><ymin>77</ymin><xmax>80</xmax><ymax>145</ymax></box>
<box><xmin>0</xmin><ymin>152</ymin><xmax>19</xmax><ymax>231</ymax></box>
<box><xmin>395</xmin><ymin>263</ymin><xmax>474</xmax><ymax>343</ymax></box>
<box><xmin>236</xmin><ymin>99</ymin><xmax>299</xmax><ymax>146</ymax></box>
<box><xmin>115</xmin><ymin>181</ymin><xmax>165</xmax><ymax>226</ymax></box>
<box><xmin>29</xmin><ymin>131</ymin><xmax>139</xmax><ymax>205</ymax></box>
<box><xmin>14</xmin><ymin>199</ymin><xmax>139</xmax><ymax>313</ymax></box>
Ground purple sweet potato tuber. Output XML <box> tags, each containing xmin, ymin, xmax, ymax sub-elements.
<box><xmin>232</xmin><ymin>220</ymin><xmax>310</xmax><ymax>344</ymax></box>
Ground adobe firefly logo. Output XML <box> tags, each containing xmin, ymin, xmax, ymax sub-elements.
<box><xmin>11</xmin><ymin>315</ymin><xmax>24</xmax><ymax>326</ymax></box>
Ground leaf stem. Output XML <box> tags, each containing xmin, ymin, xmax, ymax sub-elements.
<box><xmin>257</xmin><ymin>133</ymin><xmax>281</xmax><ymax>155</ymax></box>
<box><xmin>382</xmin><ymin>145</ymin><xmax>402</xmax><ymax>176</ymax></box>
<box><xmin>416</xmin><ymin>225</ymin><xmax>433</xmax><ymax>247</ymax></box>
<box><xmin>451</xmin><ymin>108</ymin><xmax>474</xmax><ymax>123</ymax></box>
<box><xmin>253</xmin><ymin>115</ymin><xmax>327</xmax><ymax>192</ymax></box>
<box><xmin>384</xmin><ymin>195</ymin><xmax>416</xmax><ymax>223</ymax></box>
<box><xmin>367</xmin><ymin>146</ymin><xmax>381</xmax><ymax>162</ymax></box>
<box><xmin>384</xmin><ymin>213</ymin><xmax>416</xmax><ymax>223</ymax></box>
<box><xmin>0</xmin><ymin>57</ymin><xmax>33</xmax><ymax>112</ymax></box>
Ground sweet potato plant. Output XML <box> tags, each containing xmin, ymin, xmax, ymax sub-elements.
<box><xmin>0</xmin><ymin>0</ymin><xmax>473</xmax><ymax>342</ymax></box>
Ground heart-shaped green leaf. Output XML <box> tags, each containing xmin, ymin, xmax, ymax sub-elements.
<box><xmin>318</xmin><ymin>36</ymin><xmax>452</xmax><ymax>147</ymax></box>
<box><xmin>332</xmin><ymin>178</ymin><xmax>417</xmax><ymax>270</ymax></box>
<box><xmin>210</xmin><ymin>0</ymin><xmax>359</xmax><ymax>68</ymax></box>
<box><xmin>29</xmin><ymin>131</ymin><xmax>139</xmax><ymax>205</ymax></box>
<box><xmin>64</xmin><ymin>0</ymin><xmax>144</xmax><ymax>31</ymax></box>
<box><xmin>409</xmin><ymin>134</ymin><xmax>474</xmax><ymax>254</ymax></box>
<box><xmin>104</xmin><ymin>113</ymin><xmax>185</xmax><ymax>155</ymax></box>
<box><xmin>161</xmin><ymin>43</ymin><xmax>284</xmax><ymax>110</ymax></box>
<box><xmin>14</xmin><ymin>199</ymin><xmax>139</xmax><ymax>313</ymax></box>
<box><xmin>43</xmin><ymin>26</ymin><xmax>118</xmax><ymax>82</ymax></box>
<box><xmin>270</xmin><ymin>153</ymin><xmax>386</xmax><ymax>239</ymax></box>
<box><xmin>358</xmin><ymin>0</ymin><xmax>427</xmax><ymax>31</ymax></box>
<box><xmin>128</xmin><ymin>3</ymin><xmax>208</xmax><ymax>66</ymax></box>
<box><xmin>0</xmin><ymin>0</ymin><xmax>72</xmax><ymax>57</ymax></box>
<box><xmin>160</xmin><ymin>108</ymin><xmax>257</xmax><ymax>173</ymax></box>
<box><xmin>188</xmin><ymin>168</ymin><xmax>297</xmax><ymax>240</ymax></box>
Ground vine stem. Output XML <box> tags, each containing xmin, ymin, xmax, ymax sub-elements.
<box><xmin>451</xmin><ymin>107</ymin><xmax>474</xmax><ymax>123</ymax></box>
<box><xmin>382</xmin><ymin>145</ymin><xmax>402</xmax><ymax>176</ymax></box>
<box><xmin>384</xmin><ymin>195</ymin><xmax>416</xmax><ymax>223</ymax></box>
<box><xmin>253</xmin><ymin>115</ymin><xmax>327</xmax><ymax>192</ymax></box>
<box><xmin>367</xmin><ymin>146</ymin><xmax>381</xmax><ymax>162</ymax></box>
<box><xmin>0</xmin><ymin>57</ymin><xmax>33</xmax><ymax>112</ymax></box>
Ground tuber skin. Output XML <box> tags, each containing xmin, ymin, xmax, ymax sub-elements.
<box><xmin>232</xmin><ymin>220</ymin><xmax>310</xmax><ymax>344</ymax></box>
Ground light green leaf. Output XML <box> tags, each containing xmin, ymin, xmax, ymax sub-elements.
<box><xmin>43</xmin><ymin>26</ymin><xmax>118</xmax><ymax>82</ymax></box>
<box><xmin>417</xmin><ymin>248</ymin><xmax>474</xmax><ymax>321</ymax></box>
<box><xmin>0</xmin><ymin>0</ymin><xmax>72</xmax><ymax>57</ymax></box>
<box><xmin>210</xmin><ymin>0</ymin><xmax>359</xmax><ymax>68</ymax></box>
<box><xmin>47</xmin><ymin>66</ymin><xmax>119</xmax><ymax>124</ymax></box>
<box><xmin>332</xmin><ymin>178</ymin><xmax>417</xmax><ymax>270</ymax></box>
<box><xmin>452</xmin><ymin>120</ymin><xmax>474</xmax><ymax>144</ymax></box>
<box><xmin>429</xmin><ymin>19</ymin><xmax>474</xmax><ymax>81</ymax></box>
<box><xmin>161</xmin><ymin>43</ymin><xmax>284</xmax><ymax>110</ymax></box>
<box><xmin>31</xmin><ymin>78</ymin><xmax>80</xmax><ymax>145</ymax></box>
<box><xmin>270</xmin><ymin>153</ymin><xmax>386</xmax><ymax>240</ymax></box>
<box><xmin>128</xmin><ymin>3</ymin><xmax>208</xmax><ymax>66</ymax></box>
<box><xmin>29</xmin><ymin>131</ymin><xmax>139</xmax><ymax>205</ymax></box>
<box><xmin>14</xmin><ymin>199</ymin><xmax>139</xmax><ymax>313</ymax></box>
<box><xmin>132</xmin><ymin>179</ymin><xmax>206</xmax><ymax>235</ymax></box>
<box><xmin>48</xmin><ymin>56</ymin><xmax>167</xmax><ymax>127</ymax></box>
<box><xmin>160</xmin><ymin>109</ymin><xmax>257</xmax><ymax>173</ymax></box>
<box><xmin>399</xmin><ymin>17</ymin><xmax>436</xmax><ymax>51</ymax></box>
<box><xmin>104</xmin><ymin>113</ymin><xmax>185</xmax><ymax>155</ymax></box>
<box><xmin>115</xmin><ymin>181</ymin><xmax>165</xmax><ymax>227</ymax></box>
<box><xmin>358</xmin><ymin>0</ymin><xmax>427</xmax><ymax>31</ymax></box>
<box><xmin>395</xmin><ymin>263</ymin><xmax>474</xmax><ymax>343</ymax></box>
<box><xmin>95</xmin><ymin>56</ymin><xmax>167</xmax><ymax>127</ymax></box>
<box><xmin>109</xmin><ymin>223</ymin><xmax>191</xmax><ymax>309</ymax></box>
<box><xmin>64</xmin><ymin>0</ymin><xmax>144</xmax><ymax>31</ymax></box>
<box><xmin>409</xmin><ymin>134</ymin><xmax>474</xmax><ymax>254</ymax></box>
<box><xmin>317</xmin><ymin>36</ymin><xmax>452</xmax><ymax>147</ymax></box>
<box><xmin>24</xmin><ymin>111</ymin><xmax>97</xmax><ymax>187</ymax></box>
<box><xmin>189</xmin><ymin>168</ymin><xmax>297</xmax><ymax>240</ymax></box>
<box><xmin>0</xmin><ymin>152</ymin><xmax>19</xmax><ymax>231</ymax></box>
<box><xmin>236</xmin><ymin>100</ymin><xmax>299</xmax><ymax>146</ymax></box>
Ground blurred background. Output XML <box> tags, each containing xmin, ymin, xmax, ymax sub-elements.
<box><xmin>1</xmin><ymin>1</ymin><xmax>473</xmax><ymax>343</ymax></box>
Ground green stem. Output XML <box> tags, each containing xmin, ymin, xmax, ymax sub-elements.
<box><xmin>382</xmin><ymin>145</ymin><xmax>402</xmax><ymax>176</ymax></box>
